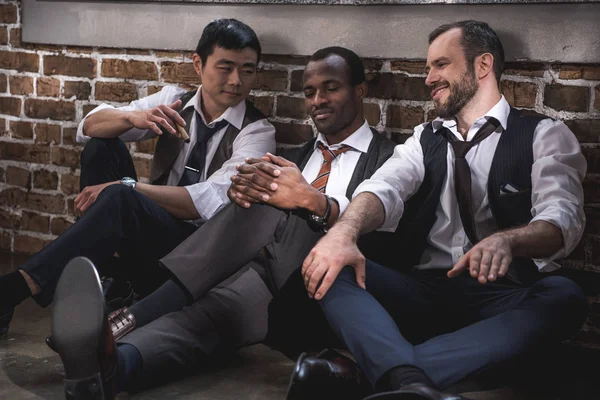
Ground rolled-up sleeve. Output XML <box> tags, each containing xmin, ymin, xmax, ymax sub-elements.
<box><xmin>184</xmin><ymin>118</ymin><xmax>276</xmax><ymax>220</ymax></box>
<box><xmin>352</xmin><ymin>126</ymin><xmax>426</xmax><ymax>232</ymax></box>
<box><xmin>76</xmin><ymin>85</ymin><xmax>186</xmax><ymax>144</ymax></box>
<box><xmin>530</xmin><ymin>119</ymin><xmax>587</xmax><ymax>270</ymax></box>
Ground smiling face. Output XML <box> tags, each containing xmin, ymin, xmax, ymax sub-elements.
<box><xmin>302</xmin><ymin>55</ymin><xmax>362</xmax><ymax>137</ymax></box>
<box><xmin>425</xmin><ymin>28</ymin><xmax>479</xmax><ymax>119</ymax></box>
<box><xmin>193</xmin><ymin>46</ymin><xmax>257</xmax><ymax>118</ymax></box>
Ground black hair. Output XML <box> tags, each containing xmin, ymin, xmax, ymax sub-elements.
<box><xmin>195</xmin><ymin>18</ymin><xmax>261</xmax><ymax>65</ymax></box>
<box><xmin>429</xmin><ymin>20</ymin><xmax>504</xmax><ymax>83</ymax></box>
<box><xmin>310</xmin><ymin>46</ymin><xmax>366</xmax><ymax>86</ymax></box>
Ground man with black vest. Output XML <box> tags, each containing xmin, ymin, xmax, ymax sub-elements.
<box><xmin>50</xmin><ymin>47</ymin><xmax>396</xmax><ymax>399</ymax></box>
<box><xmin>297</xmin><ymin>21</ymin><xmax>588</xmax><ymax>400</ymax></box>
<box><xmin>0</xmin><ymin>19</ymin><xmax>275</xmax><ymax>336</ymax></box>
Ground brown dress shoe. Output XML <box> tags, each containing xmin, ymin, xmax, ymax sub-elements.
<box><xmin>362</xmin><ymin>383</ymin><xmax>466</xmax><ymax>400</ymax></box>
<box><xmin>52</xmin><ymin>257</ymin><xmax>118</xmax><ymax>400</ymax></box>
<box><xmin>286</xmin><ymin>349</ymin><xmax>371</xmax><ymax>400</ymax></box>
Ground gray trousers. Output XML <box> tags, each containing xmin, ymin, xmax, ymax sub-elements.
<box><xmin>120</xmin><ymin>203</ymin><xmax>324</xmax><ymax>381</ymax></box>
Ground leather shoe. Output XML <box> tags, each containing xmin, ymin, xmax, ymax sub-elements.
<box><xmin>0</xmin><ymin>307</ymin><xmax>14</xmax><ymax>336</ymax></box>
<box><xmin>286</xmin><ymin>349</ymin><xmax>371</xmax><ymax>400</ymax></box>
<box><xmin>52</xmin><ymin>257</ymin><xmax>118</xmax><ymax>400</ymax></box>
<box><xmin>362</xmin><ymin>383</ymin><xmax>466</xmax><ymax>400</ymax></box>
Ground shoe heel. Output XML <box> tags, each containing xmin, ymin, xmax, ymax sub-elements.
<box><xmin>64</xmin><ymin>372</ymin><xmax>105</xmax><ymax>400</ymax></box>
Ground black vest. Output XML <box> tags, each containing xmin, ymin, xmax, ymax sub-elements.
<box><xmin>384</xmin><ymin>108</ymin><xmax>546</xmax><ymax>283</ymax></box>
<box><xmin>150</xmin><ymin>91</ymin><xmax>266</xmax><ymax>185</ymax></box>
<box><xmin>281</xmin><ymin>130</ymin><xmax>397</xmax><ymax>262</ymax></box>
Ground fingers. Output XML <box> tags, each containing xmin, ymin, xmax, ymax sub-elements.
<box><xmin>161</xmin><ymin>101</ymin><xmax>186</xmax><ymax>127</ymax></box>
<box><xmin>469</xmin><ymin>249</ymin><xmax>482</xmax><ymax>279</ymax></box>
<box><xmin>306</xmin><ymin>263</ymin><xmax>325</xmax><ymax>299</ymax></box>
<box><xmin>227</xmin><ymin>187</ymin><xmax>255</xmax><ymax>208</ymax></box>
<box><xmin>265</xmin><ymin>153</ymin><xmax>294</xmax><ymax>168</ymax></box>
<box><xmin>148</xmin><ymin>112</ymin><xmax>176</xmax><ymax>135</ymax></box>
<box><xmin>302</xmin><ymin>250</ymin><xmax>316</xmax><ymax>277</ymax></box>
<box><xmin>447</xmin><ymin>254</ymin><xmax>468</xmax><ymax>278</ymax></box>
<box><xmin>477</xmin><ymin>251</ymin><xmax>493</xmax><ymax>284</ymax></box>
<box><xmin>241</xmin><ymin>159</ymin><xmax>281</xmax><ymax>177</ymax></box>
<box><xmin>354</xmin><ymin>259</ymin><xmax>367</xmax><ymax>290</ymax></box>
<box><xmin>498</xmin><ymin>254</ymin><xmax>512</xmax><ymax>278</ymax></box>
<box><xmin>230</xmin><ymin>176</ymin><xmax>271</xmax><ymax>202</ymax></box>
<box><xmin>487</xmin><ymin>253</ymin><xmax>502</xmax><ymax>282</ymax></box>
<box><xmin>234</xmin><ymin>169</ymin><xmax>278</xmax><ymax>192</ymax></box>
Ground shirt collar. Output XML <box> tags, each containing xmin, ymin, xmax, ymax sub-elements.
<box><xmin>182</xmin><ymin>85</ymin><xmax>246</xmax><ymax>130</ymax></box>
<box><xmin>431</xmin><ymin>95</ymin><xmax>510</xmax><ymax>134</ymax></box>
<box><xmin>314</xmin><ymin>120</ymin><xmax>373</xmax><ymax>153</ymax></box>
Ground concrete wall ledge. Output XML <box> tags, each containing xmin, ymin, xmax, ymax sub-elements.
<box><xmin>23</xmin><ymin>0</ymin><xmax>600</xmax><ymax>63</ymax></box>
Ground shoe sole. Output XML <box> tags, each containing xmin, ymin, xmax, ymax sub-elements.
<box><xmin>52</xmin><ymin>257</ymin><xmax>106</xmax><ymax>383</ymax></box>
<box><xmin>285</xmin><ymin>352</ymin><xmax>308</xmax><ymax>400</ymax></box>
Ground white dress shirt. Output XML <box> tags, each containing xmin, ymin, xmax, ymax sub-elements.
<box><xmin>77</xmin><ymin>85</ymin><xmax>276</xmax><ymax>220</ymax></box>
<box><xmin>302</xmin><ymin>120</ymin><xmax>374</xmax><ymax>215</ymax></box>
<box><xmin>354</xmin><ymin>96</ymin><xmax>586</xmax><ymax>272</ymax></box>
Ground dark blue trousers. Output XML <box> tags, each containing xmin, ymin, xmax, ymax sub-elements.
<box><xmin>319</xmin><ymin>261</ymin><xmax>588</xmax><ymax>389</ymax></box>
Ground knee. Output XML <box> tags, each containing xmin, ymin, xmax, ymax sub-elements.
<box><xmin>535</xmin><ymin>275</ymin><xmax>588</xmax><ymax>322</ymax></box>
<box><xmin>318</xmin><ymin>266</ymin><xmax>361</xmax><ymax>305</ymax></box>
<box><xmin>98</xmin><ymin>183</ymin><xmax>136</xmax><ymax>207</ymax></box>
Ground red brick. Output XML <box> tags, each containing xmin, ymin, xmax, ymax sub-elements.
<box><xmin>583</xmin><ymin>66</ymin><xmax>600</xmax><ymax>80</ymax></box>
<box><xmin>33</xmin><ymin>169</ymin><xmax>59</xmax><ymax>190</ymax></box>
<box><xmin>0</xmin><ymin>26</ymin><xmax>7</xmax><ymax>46</ymax></box>
<box><xmin>51</xmin><ymin>217</ymin><xmax>74</xmax><ymax>236</ymax></box>
<box><xmin>276</xmin><ymin>96</ymin><xmax>306</xmax><ymax>119</ymax></box>
<box><xmin>101</xmin><ymin>59</ymin><xmax>158</xmax><ymax>80</ymax></box>
<box><xmin>501</xmin><ymin>80</ymin><xmax>537</xmax><ymax>108</ymax></box>
<box><xmin>387</xmin><ymin>105</ymin><xmax>424</xmax><ymax>129</ymax></box>
<box><xmin>0</xmin><ymin>96</ymin><xmax>21</xmax><ymax>116</ymax></box>
<box><xmin>544</xmin><ymin>84</ymin><xmax>589</xmax><ymax>112</ymax></box>
<box><xmin>133</xmin><ymin>156</ymin><xmax>151</xmax><ymax>179</ymax></box>
<box><xmin>261</xmin><ymin>55</ymin><xmax>311</xmax><ymax>66</ymax></box>
<box><xmin>254</xmin><ymin>70</ymin><xmax>288</xmax><ymax>92</ymax></box>
<box><xmin>14</xmin><ymin>235</ymin><xmax>51</xmax><ymax>255</ymax></box>
<box><xmin>390</xmin><ymin>61</ymin><xmax>426</xmax><ymax>74</ymax></box>
<box><xmin>558</xmin><ymin>64</ymin><xmax>584</xmax><ymax>80</ymax></box>
<box><xmin>147</xmin><ymin>85</ymin><xmax>164</xmax><ymax>96</ymax></box>
<box><xmin>9</xmin><ymin>75</ymin><xmax>34</xmax><ymax>95</ymax></box>
<box><xmin>83</xmin><ymin>104</ymin><xmax>99</xmax><ymax>118</ymax></box>
<box><xmin>0</xmin><ymin>118</ymin><xmax>5</xmax><ymax>135</ymax></box>
<box><xmin>0</xmin><ymin>166</ymin><xmax>3</xmax><ymax>182</ymax></box>
<box><xmin>0</xmin><ymin>74</ymin><xmax>6</xmax><ymax>93</ymax></box>
<box><xmin>95</xmin><ymin>82</ymin><xmax>138</xmax><ymax>102</ymax></box>
<box><xmin>0</xmin><ymin>188</ymin><xmax>26</xmax><ymax>208</ymax></box>
<box><xmin>584</xmin><ymin>206</ymin><xmax>600</xmax><ymax>235</ymax></box>
<box><xmin>0</xmin><ymin>231</ymin><xmax>11</xmax><ymax>251</ymax></box>
<box><xmin>64</xmin><ymin>81</ymin><xmax>91</xmax><ymax>100</ymax></box>
<box><xmin>44</xmin><ymin>55</ymin><xmax>96</xmax><ymax>78</ymax></box>
<box><xmin>61</xmin><ymin>173</ymin><xmax>80</xmax><ymax>196</ymax></box>
<box><xmin>582</xmin><ymin>146</ymin><xmax>600</xmax><ymax>173</ymax></box>
<box><xmin>583</xmin><ymin>175</ymin><xmax>600</xmax><ymax>203</ymax></box>
<box><xmin>37</xmin><ymin>77</ymin><xmax>60</xmax><ymax>97</ymax></box>
<box><xmin>364</xmin><ymin>103</ymin><xmax>381</xmax><ymax>126</ymax></box>
<box><xmin>137</xmin><ymin>137</ymin><xmax>158</xmax><ymax>154</ymax></box>
<box><xmin>22</xmin><ymin>192</ymin><xmax>65</xmax><ymax>213</ymax></box>
<box><xmin>363</xmin><ymin>59</ymin><xmax>384</xmax><ymax>72</ymax></box>
<box><xmin>62</xmin><ymin>127</ymin><xmax>78</xmax><ymax>145</ymax></box>
<box><xmin>6</xmin><ymin>166</ymin><xmax>30</xmax><ymax>188</ymax></box>
<box><xmin>9</xmin><ymin>120</ymin><xmax>33</xmax><ymax>139</ymax></box>
<box><xmin>160</xmin><ymin>62</ymin><xmax>199</xmax><ymax>85</ymax></box>
<box><xmin>392</xmin><ymin>132</ymin><xmax>412</xmax><ymax>144</ymax></box>
<box><xmin>51</xmin><ymin>147</ymin><xmax>81</xmax><ymax>169</ymax></box>
<box><xmin>24</xmin><ymin>98</ymin><xmax>76</xmax><ymax>121</ymax></box>
<box><xmin>35</xmin><ymin>123</ymin><xmax>61</xmax><ymax>144</ymax></box>
<box><xmin>27</xmin><ymin>43</ymin><xmax>63</xmax><ymax>52</ymax></box>
<box><xmin>367</xmin><ymin>73</ymin><xmax>429</xmax><ymax>101</ymax></box>
<box><xmin>503</xmin><ymin>62</ymin><xmax>546</xmax><ymax>78</ymax></box>
<box><xmin>20</xmin><ymin>211</ymin><xmax>50</xmax><ymax>234</ymax></box>
<box><xmin>126</xmin><ymin>49</ymin><xmax>153</xmax><ymax>56</ymax></box>
<box><xmin>0</xmin><ymin>141</ymin><xmax>50</xmax><ymax>164</ymax></box>
<box><xmin>98</xmin><ymin>47</ymin><xmax>124</xmax><ymax>55</ymax></box>
<box><xmin>272</xmin><ymin>121</ymin><xmax>313</xmax><ymax>145</ymax></box>
<box><xmin>426</xmin><ymin>109</ymin><xmax>437</xmax><ymax>122</ymax></box>
<box><xmin>9</xmin><ymin>27</ymin><xmax>20</xmax><ymax>48</ymax></box>
<box><xmin>0</xmin><ymin>209</ymin><xmax>19</xmax><ymax>229</ymax></box>
<box><xmin>0</xmin><ymin>51</ymin><xmax>39</xmax><ymax>72</ymax></box>
<box><xmin>249</xmin><ymin>95</ymin><xmax>274</xmax><ymax>117</ymax></box>
<box><xmin>290</xmin><ymin>70</ymin><xmax>304</xmax><ymax>92</ymax></box>
<box><xmin>0</xmin><ymin>4</ymin><xmax>18</xmax><ymax>24</ymax></box>
<box><xmin>155</xmin><ymin>50</ymin><xmax>183</xmax><ymax>58</ymax></box>
<box><xmin>565</xmin><ymin>119</ymin><xmax>600</xmax><ymax>143</ymax></box>
<box><xmin>66</xmin><ymin>46</ymin><xmax>94</xmax><ymax>54</ymax></box>
<box><xmin>595</xmin><ymin>86</ymin><xmax>600</xmax><ymax>112</ymax></box>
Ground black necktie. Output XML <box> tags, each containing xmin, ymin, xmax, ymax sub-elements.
<box><xmin>442</xmin><ymin>117</ymin><xmax>501</xmax><ymax>245</ymax></box>
<box><xmin>178</xmin><ymin>115</ymin><xmax>229</xmax><ymax>186</ymax></box>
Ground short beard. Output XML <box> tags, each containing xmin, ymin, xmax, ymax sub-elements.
<box><xmin>434</xmin><ymin>70</ymin><xmax>478</xmax><ymax>119</ymax></box>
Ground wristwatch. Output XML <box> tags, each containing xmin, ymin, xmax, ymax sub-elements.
<box><xmin>120</xmin><ymin>177</ymin><xmax>136</xmax><ymax>189</ymax></box>
<box><xmin>309</xmin><ymin>194</ymin><xmax>332</xmax><ymax>232</ymax></box>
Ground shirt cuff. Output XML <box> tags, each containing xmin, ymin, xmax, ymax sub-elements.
<box><xmin>329</xmin><ymin>194</ymin><xmax>350</xmax><ymax>217</ymax></box>
<box><xmin>184</xmin><ymin>182</ymin><xmax>230</xmax><ymax>221</ymax></box>
<box><xmin>529</xmin><ymin>214</ymin><xmax>582</xmax><ymax>271</ymax></box>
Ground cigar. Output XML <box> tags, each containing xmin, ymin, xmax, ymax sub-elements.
<box><xmin>176</xmin><ymin>123</ymin><xmax>190</xmax><ymax>143</ymax></box>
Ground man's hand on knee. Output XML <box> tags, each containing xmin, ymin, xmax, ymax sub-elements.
<box><xmin>75</xmin><ymin>181</ymin><xmax>119</xmax><ymax>216</ymax></box>
<box><xmin>447</xmin><ymin>233</ymin><xmax>513</xmax><ymax>284</ymax></box>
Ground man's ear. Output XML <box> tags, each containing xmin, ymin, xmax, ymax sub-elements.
<box><xmin>476</xmin><ymin>53</ymin><xmax>494</xmax><ymax>80</ymax></box>
<box><xmin>355</xmin><ymin>81</ymin><xmax>368</xmax><ymax>101</ymax></box>
<box><xmin>192</xmin><ymin>53</ymin><xmax>204</xmax><ymax>77</ymax></box>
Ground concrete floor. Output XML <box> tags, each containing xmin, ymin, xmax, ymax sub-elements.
<box><xmin>0</xmin><ymin>252</ymin><xmax>597</xmax><ymax>400</ymax></box>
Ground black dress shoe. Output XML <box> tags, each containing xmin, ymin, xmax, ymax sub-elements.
<box><xmin>362</xmin><ymin>383</ymin><xmax>466</xmax><ymax>400</ymax></box>
<box><xmin>52</xmin><ymin>257</ymin><xmax>118</xmax><ymax>400</ymax></box>
<box><xmin>0</xmin><ymin>307</ymin><xmax>14</xmax><ymax>336</ymax></box>
<box><xmin>286</xmin><ymin>349</ymin><xmax>371</xmax><ymax>400</ymax></box>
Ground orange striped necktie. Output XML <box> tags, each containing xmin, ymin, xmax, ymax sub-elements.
<box><xmin>310</xmin><ymin>142</ymin><xmax>352</xmax><ymax>192</ymax></box>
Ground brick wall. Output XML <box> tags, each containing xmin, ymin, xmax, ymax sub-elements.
<box><xmin>1</xmin><ymin>1</ymin><xmax>599</xmax><ymax>346</ymax></box>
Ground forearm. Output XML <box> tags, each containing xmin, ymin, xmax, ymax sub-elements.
<box><xmin>83</xmin><ymin>109</ymin><xmax>135</xmax><ymax>139</ymax></box>
<box><xmin>330</xmin><ymin>192</ymin><xmax>385</xmax><ymax>241</ymax></box>
<box><xmin>135</xmin><ymin>182</ymin><xmax>200</xmax><ymax>220</ymax></box>
<box><xmin>499</xmin><ymin>220</ymin><xmax>563</xmax><ymax>259</ymax></box>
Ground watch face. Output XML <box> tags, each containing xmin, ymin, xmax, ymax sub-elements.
<box><xmin>121</xmin><ymin>177</ymin><xmax>135</xmax><ymax>187</ymax></box>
